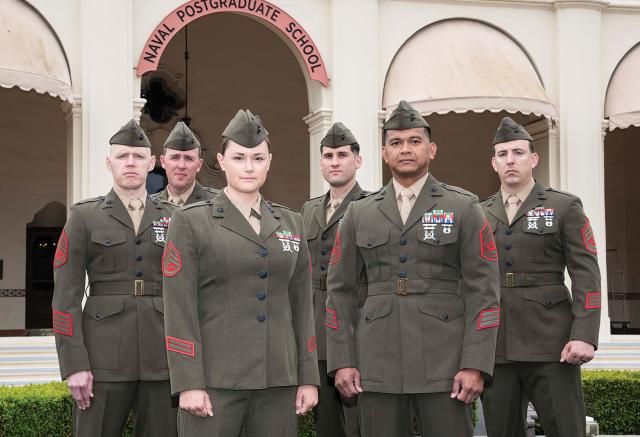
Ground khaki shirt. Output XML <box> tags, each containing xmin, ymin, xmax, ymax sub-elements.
<box><xmin>151</xmin><ymin>182</ymin><xmax>220</xmax><ymax>206</ymax></box>
<box><xmin>482</xmin><ymin>181</ymin><xmax>601</xmax><ymax>363</ymax></box>
<box><xmin>225</xmin><ymin>188</ymin><xmax>262</xmax><ymax>235</ymax></box>
<box><xmin>166</xmin><ymin>183</ymin><xmax>196</xmax><ymax>206</ymax></box>
<box><xmin>326</xmin><ymin>181</ymin><xmax>357</xmax><ymax>222</ymax></box>
<box><xmin>392</xmin><ymin>172</ymin><xmax>429</xmax><ymax>213</ymax></box>
<box><xmin>500</xmin><ymin>178</ymin><xmax>535</xmax><ymax>215</ymax></box>
<box><xmin>326</xmin><ymin>176</ymin><xmax>500</xmax><ymax>394</ymax></box>
<box><xmin>52</xmin><ymin>189</ymin><xmax>175</xmax><ymax>381</ymax></box>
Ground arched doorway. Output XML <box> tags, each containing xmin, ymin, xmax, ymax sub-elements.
<box><xmin>604</xmin><ymin>42</ymin><xmax>640</xmax><ymax>334</ymax></box>
<box><xmin>0</xmin><ymin>0</ymin><xmax>71</xmax><ymax>331</ymax></box>
<box><xmin>138</xmin><ymin>2</ymin><xmax>329</xmax><ymax>210</ymax></box>
<box><xmin>382</xmin><ymin>19</ymin><xmax>556</xmax><ymax>199</ymax></box>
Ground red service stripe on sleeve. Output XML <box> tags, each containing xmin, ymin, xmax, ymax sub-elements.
<box><xmin>166</xmin><ymin>336</ymin><xmax>195</xmax><ymax>357</ymax></box>
<box><xmin>477</xmin><ymin>308</ymin><xmax>500</xmax><ymax>330</ymax></box>
<box><xmin>307</xmin><ymin>335</ymin><xmax>317</xmax><ymax>353</ymax></box>
<box><xmin>52</xmin><ymin>311</ymin><xmax>73</xmax><ymax>336</ymax></box>
<box><xmin>325</xmin><ymin>308</ymin><xmax>339</xmax><ymax>330</ymax></box>
<box><xmin>585</xmin><ymin>291</ymin><xmax>601</xmax><ymax>309</ymax></box>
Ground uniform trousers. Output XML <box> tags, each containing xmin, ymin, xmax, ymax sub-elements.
<box><xmin>177</xmin><ymin>386</ymin><xmax>297</xmax><ymax>437</ymax></box>
<box><xmin>72</xmin><ymin>380</ymin><xmax>177</xmax><ymax>437</ymax></box>
<box><xmin>316</xmin><ymin>360</ymin><xmax>360</xmax><ymax>437</ymax></box>
<box><xmin>358</xmin><ymin>391</ymin><xmax>472</xmax><ymax>437</ymax></box>
<box><xmin>482</xmin><ymin>362</ymin><xmax>585</xmax><ymax>437</ymax></box>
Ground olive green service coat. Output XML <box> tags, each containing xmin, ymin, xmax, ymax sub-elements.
<box><xmin>150</xmin><ymin>182</ymin><xmax>219</xmax><ymax>205</ymax></box>
<box><xmin>326</xmin><ymin>176</ymin><xmax>500</xmax><ymax>394</ymax></box>
<box><xmin>52</xmin><ymin>189</ymin><xmax>175</xmax><ymax>382</ymax></box>
<box><xmin>162</xmin><ymin>192</ymin><xmax>320</xmax><ymax>395</ymax></box>
<box><xmin>481</xmin><ymin>182</ymin><xmax>601</xmax><ymax>363</ymax></box>
<box><xmin>301</xmin><ymin>183</ymin><xmax>367</xmax><ymax>361</ymax></box>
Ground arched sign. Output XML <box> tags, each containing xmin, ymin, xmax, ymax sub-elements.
<box><xmin>136</xmin><ymin>0</ymin><xmax>329</xmax><ymax>87</ymax></box>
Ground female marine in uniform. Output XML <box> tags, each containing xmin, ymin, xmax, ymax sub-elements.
<box><xmin>162</xmin><ymin>109</ymin><xmax>320</xmax><ymax>437</ymax></box>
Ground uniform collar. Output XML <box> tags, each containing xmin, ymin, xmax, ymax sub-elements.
<box><xmin>500</xmin><ymin>178</ymin><xmax>535</xmax><ymax>205</ymax></box>
<box><xmin>167</xmin><ymin>182</ymin><xmax>196</xmax><ymax>205</ymax></box>
<box><xmin>392</xmin><ymin>172</ymin><xmax>429</xmax><ymax>199</ymax></box>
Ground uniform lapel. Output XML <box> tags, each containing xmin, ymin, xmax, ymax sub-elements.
<box><xmin>214</xmin><ymin>192</ymin><xmax>265</xmax><ymax>247</ymax></box>
<box><xmin>138</xmin><ymin>196</ymin><xmax>164</xmax><ymax>235</ymax></box>
<box><xmin>313</xmin><ymin>194</ymin><xmax>328</xmax><ymax>230</ymax></box>
<box><xmin>510</xmin><ymin>181</ymin><xmax>546</xmax><ymax>225</ymax></box>
<box><xmin>401</xmin><ymin>176</ymin><xmax>440</xmax><ymax>235</ymax></box>
<box><xmin>156</xmin><ymin>188</ymin><xmax>169</xmax><ymax>202</ymax></box>
<box><xmin>259</xmin><ymin>200</ymin><xmax>281</xmax><ymax>241</ymax></box>
<box><xmin>325</xmin><ymin>182</ymin><xmax>362</xmax><ymax>230</ymax></box>
<box><xmin>186</xmin><ymin>182</ymin><xmax>205</xmax><ymax>204</ymax></box>
<box><xmin>103</xmin><ymin>189</ymin><xmax>134</xmax><ymax>231</ymax></box>
<box><xmin>376</xmin><ymin>181</ymin><xmax>404</xmax><ymax>231</ymax></box>
<box><xmin>486</xmin><ymin>191</ymin><xmax>509</xmax><ymax>227</ymax></box>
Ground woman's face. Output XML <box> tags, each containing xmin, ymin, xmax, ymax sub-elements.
<box><xmin>217</xmin><ymin>140</ymin><xmax>272</xmax><ymax>194</ymax></box>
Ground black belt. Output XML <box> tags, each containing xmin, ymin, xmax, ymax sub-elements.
<box><xmin>501</xmin><ymin>273</ymin><xmax>564</xmax><ymax>288</ymax></box>
<box><xmin>367</xmin><ymin>278</ymin><xmax>459</xmax><ymax>296</ymax></box>
<box><xmin>89</xmin><ymin>280</ymin><xmax>163</xmax><ymax>296</ymax></box>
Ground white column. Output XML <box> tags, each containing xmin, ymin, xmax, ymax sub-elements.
<box><xmin>547</xmin><ymin>119</ymin><xmax>560</xmax><ymax>188</ymax></box>
<box><xmin>62</xmin><ymin>97</ymin><xmax>83</xmax><ymax>206</ymax></box>
<box><xmin>303</xmin><ymin>108</ymin><xmax>333</xmax><ymax>197</ymax></box>
<box><xmin>555</xmin><ymin>0</ymin><xmax>611</xmax><ymax>341</ymax></box>
<box><xmin>330</xmin><ymin>0</ymin><xmax>381</xmax><ymax>191</ymax></box>
<box><xmin>81</xmin><ymin>0</ymin><xmax>134</xmax><ymax>197</ymax></box>
<box><xmin>133</xmin><ymin>97</ymin><xmax>146</xmax><ymax>122</ymax></box>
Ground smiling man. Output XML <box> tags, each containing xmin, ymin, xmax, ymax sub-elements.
<box><xmin>301</xmin><ymin>122</ymin><xmax>366</xmax><ymax>437</ymax></box>
<box><xmin>52</xmin><ymin>119</ymin><xmax>177</xmax><ymax>437</ymax></box>
<box><xmin>480</xmin><ymin>117</ymin><xmax>601</xmax><ymax>437</ymax></box>
<box><xmin>326</xmin><ymin>101</ymin><xmax>500</xmax><ymax>437</ymax></box>
<box><xmin>152</xmin><ymin>121</ymin><xmax>219</xmax><ymax>206</ymax></box>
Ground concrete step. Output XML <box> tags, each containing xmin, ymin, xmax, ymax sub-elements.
<box><xmin>0</xmin><ymin>336</ymin><xmax>60</xmax><ymax>386</ymax></box>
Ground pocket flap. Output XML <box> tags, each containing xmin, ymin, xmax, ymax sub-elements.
<box><xmin>363</xmin><ymin>297</ymin><xmax>393</xmax><ymax>323</ymax></box>
<box><xmin>91</xmin><ymin>230</ymin><xmax>127</xmax><ymax>247</ymax></box>
<box><xmin>84</xmin><ymin>296</ymin><xmax>125</xmax><ymax>321</ymax></box>
<box><xmin>356</xmin><ymin>229</ymin><xmax>389</xmax><ymax>249</ymax></box>
<box><xmin>523</xmin><ymin>288</ymin><xmax>570</xmax><ymax>307</ymax></box>
<box><xmin>152</xmin><ymin>296</ymin><xmax>164</xmax><ymax>314</ymax></box>
<box><xmin>417</xmin><ymin>295</ymin><xmax>464</xmax><ymax>322</ymax></box>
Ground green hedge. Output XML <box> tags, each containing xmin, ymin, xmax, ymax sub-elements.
<box><xmin>583</xmin><ymin>370</ymin><xmax>640</xmax><ymax>434</ymax></box>
<box><xmin>0</xmin><ymin>382</ymin><xmax>315</xmax><ymax>437</ymax></box>
<box><xmin>3</xmin><ymin>372</ymin><xmax>636</xmax><ymax>436</ymax></box>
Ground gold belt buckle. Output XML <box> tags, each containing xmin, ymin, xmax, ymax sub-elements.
<box><xmin>396</xmin><ymin>278</ymin><xmax>408</xmax><ymax>296</ymax></box>
<box><xmin>505</xmin><ymin>273</ymin><xmax>515</xmax><ymax>288</ymax></box>
<box><xmin>319</xmin><ymin>276</ymin><xmax>327</xmax><ymax>291</ymax></box>
<box><xmin>134</xmin><ymin>280</ymin><xmax>144</xmax><ymax>296</ymax></box>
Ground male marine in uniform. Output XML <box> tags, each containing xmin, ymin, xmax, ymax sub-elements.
<box><xmin>326</xmin><ymin>101</ymin><xmax>500</xmax><ymax>437</ymax></box>
<box><xmin>151</xmin><ymin>121</ymin><xmax>219</xmax><ymax>205</ymax></box>
<box><xmin>52</xmin><ymin>119</ymin><xmax>177</xmax><ymax>436</ymax></box>
<box><xmin>301</xmin><ymin>122</ymin><xmax>364</xmax><ymax>437</ymax></box>
<box><xmin>480</xmin><ymin>117</ymin><xmax>601</xmax><ymax>437</ymax></box>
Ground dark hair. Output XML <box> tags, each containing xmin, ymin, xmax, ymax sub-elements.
<box><xmin>221</xmin><ymin>137</ymin><xmax>271</xmax><ymax>154</ymax></box>
<box><xmin>382</xmin><ymin>127</ymin><xmax>431</xmax><ymax>145</ymax></box>
<box><xmin>320</xmin><ymin>142</ymin><xmax>360</xmax><ymax>155</ymax></box>
<box><xmin>492</xmin><ymin>140</ymin><xmax>535</xmax><ymax>156</ymax></box>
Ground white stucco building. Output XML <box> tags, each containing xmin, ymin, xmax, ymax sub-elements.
<box><xmin>1</xmin><ymin>0</ymin><xmax>639</xmax><ymax>378</ymax></box>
